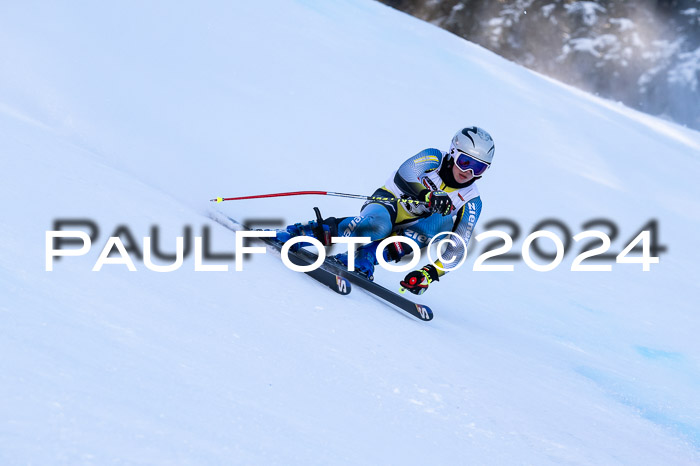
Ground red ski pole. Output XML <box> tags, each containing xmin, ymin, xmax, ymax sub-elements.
<box><xmin>210</xmin><ymin>190</ymin><xmax>428</xmax><ymax>206</ymax></box>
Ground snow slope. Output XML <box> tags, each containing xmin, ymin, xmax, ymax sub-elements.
<box><xmin>2</xmin><ymin>0</ymin><xmax>700</xmax><ymax>464</ymax></box>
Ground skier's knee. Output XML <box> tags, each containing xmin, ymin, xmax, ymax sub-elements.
<box><xmin>358</xmin><ymin>214</ymin><xmax>391</xmax><ymax>240</ymax></box>
<box><xmin>372</xmin><ymin>219</ymin><xmax>393</xmax><ymax>239</ymax></box>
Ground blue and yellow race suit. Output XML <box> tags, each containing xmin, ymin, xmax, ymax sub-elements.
<box><xmin>336</xmin><ymin>148</ymin><xmax>482</xmax><ymax>278</ymax></box>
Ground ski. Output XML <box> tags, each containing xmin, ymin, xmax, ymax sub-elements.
<box><xmin>253</xmin><ymin>233</ymin><xmax>352</xmax><ymax>295</ymax></box>
<box><xmin>209</xmin><ymin>211</ymin><xmax>433</xmax><ymax>321</ymax></box>
<box><xmin>294</xmin><ymin>247</ymin><xmax>434</xmax><ymax>321</ymax></box>
<box><xmin>209</xmin><ymin>213</ymin><xmax>350</xmax><ymax>295</ymax></box>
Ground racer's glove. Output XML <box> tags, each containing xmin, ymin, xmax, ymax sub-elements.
<box><xmin>400</xmin><ymin>264</ymin><xmax>439</xmax><ymax>295</ymax></box>
<box><xmin>419</xmin><ymin>189</ymin><xmax>453</xmax><ymax>216</ymax></box>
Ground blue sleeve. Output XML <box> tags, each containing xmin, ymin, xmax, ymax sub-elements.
<box><xmin>392</xmin><ymin>148</ymin><xmax>443</xmax><ymax>197</ymax></box>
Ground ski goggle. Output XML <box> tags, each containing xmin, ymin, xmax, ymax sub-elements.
<box><xmin>453</xmin><ymin>150</ymin><xmax>490</xmax><ymax>176</ymax></box>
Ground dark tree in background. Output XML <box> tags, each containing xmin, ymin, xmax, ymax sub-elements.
<box><xmin>380</xmin><ymin>0</ymin><xmax>700</xmax><ymax>130</ymax></box>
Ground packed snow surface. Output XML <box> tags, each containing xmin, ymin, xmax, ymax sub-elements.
<box><xmin>2</xmin><ymin>1</ymin><xmax>700</xmax><ymax>464</ymax></box>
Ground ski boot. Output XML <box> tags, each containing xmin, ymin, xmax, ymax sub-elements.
<box><xmin>276</xmin><ymin>207</ymin><xmax>341</xmax><ymax>252</ymax></box>
<box><xmin>333</xmin><ymin>235</ymin><xmax>411</xmax><ymax>281</ymax></box>
<box><xmin>334</xmin><ymin>242</ymin><xmax>379</xmax><ymax>281</ymax></box>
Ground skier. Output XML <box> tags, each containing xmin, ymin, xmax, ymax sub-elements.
<box><xmin>277</xmin><ymin>127</ymin><xmax>494</xmax><ymax>295</ymax></box>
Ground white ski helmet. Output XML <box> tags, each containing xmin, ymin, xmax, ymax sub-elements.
<box><xmin>449</xmin><ymin>127</ymin><xmax>495</xmax><ymax>176</ymax></box>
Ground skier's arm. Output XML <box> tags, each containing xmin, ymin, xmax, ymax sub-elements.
<box><xmin>400</xmin><ymin>198</ymin><xmax>482</xmax><ymax>295</ymax></box>
<box><xmin>392</xmin><ymin>148</ymin><xmax>443</xmax><ymax>198</ymax></box>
